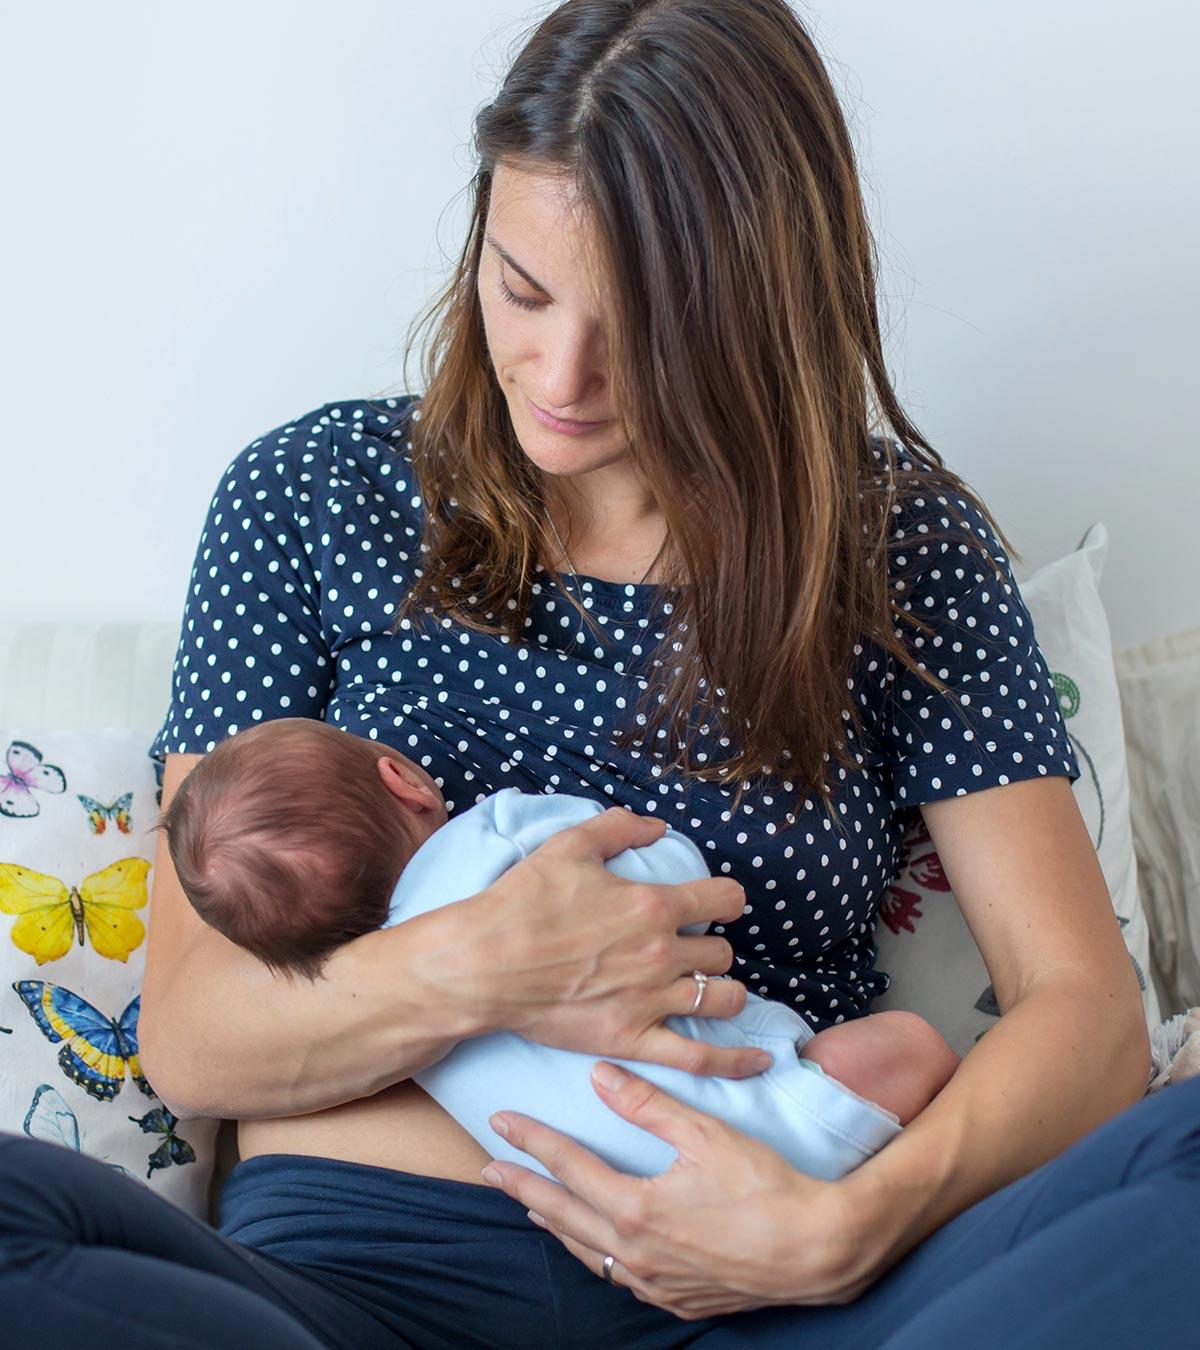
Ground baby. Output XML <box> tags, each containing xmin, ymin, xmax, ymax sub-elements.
<box><xmin>159</xmin><ymin>718</ymin><xmax>960</xmax><ymax>1181</ymax></box>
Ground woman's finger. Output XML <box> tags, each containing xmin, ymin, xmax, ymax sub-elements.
<box><xmin>546</xmin><ymin>805</ymin><xmax>668</xmax><ymax>863</ymax></box>
<box><xmin>671</xmin><ymin>876</ymin><xmax>748</xmax><ymax>929</ymax></box>
<box><xmin>484</xmin><ymin>1112</ymin><xmax>642</xmax><ymax>1227</ymax></box>
<box><xmin>547</xmin><ymin>1227</ymin><xmax>647</xmax><ymax>1298</ymax></box>
<box><xmin>586</xmin><ymin>1062</ymin><xmax>720</xmax><ymax>1153</ymax></box>
<box><xmin>481</xmin><ymin>1154</ymin><xmax>627</xmax><ymax>1261</ymax></box>
<box><xmin>638</xmin><ymin>1023</ymin><xmax>772</xmax><ymax>1079</ymax></box>
<box><xmin>668</xmin><ymin>971</ymin><xmax>747</xmax><ymax>1019</ymax></box>
<box><xmin>674</xmin><ymin>932</ymin><xmax>737</xmax><ymax>977</ymax></box>
<box><xmin>547</xmin><ymin>1227</ymin><xmax>733</xmax><ymax>1321</ymax></box>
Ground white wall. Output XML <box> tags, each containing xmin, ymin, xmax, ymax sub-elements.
<box><xmin>3</xmin><ymin>1</ymin><xmax>1196</xmax><ymax>648</ymax></box>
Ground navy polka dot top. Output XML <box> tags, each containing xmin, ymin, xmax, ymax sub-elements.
<box><xmin>149</xmin><ymin>395</ymin><xmax>1080</xmax><ymax>1031</ymax></box>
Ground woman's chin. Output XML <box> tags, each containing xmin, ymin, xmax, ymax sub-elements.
<box><xmin>516</xmin><ymin>430</ymin><xmax>627</xmax><ymax>478</ymax></box>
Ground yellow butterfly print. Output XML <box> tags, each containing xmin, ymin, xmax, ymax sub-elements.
<box><xmin>0</xmin><ymin>858</ymin><xmax>150</xmax><ymax>964</ymax></box>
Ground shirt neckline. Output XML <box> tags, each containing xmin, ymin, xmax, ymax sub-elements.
<box><xmin>534</xmin><ymin>565</ymin><xmax>682</xmax><ymax>612</ymax></box>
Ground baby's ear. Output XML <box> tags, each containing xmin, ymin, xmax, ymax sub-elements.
<box><xmin>377</xmin><ymin>755</ymin><xmax>433</xmax><ymax>811</ymax></box>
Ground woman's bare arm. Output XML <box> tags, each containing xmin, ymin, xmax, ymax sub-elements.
<box><xmin>838</xmin><ymin>774</ymin><xmax>1152</xmax><ymax>1284</ymax></box>
<box><xmin>138</xmin><ymin>753</ymin><xmax>499</xmax><ymax>1120</ymax></box>
<box><xmin>138</xmin><ymin>753</ymin><xmax>765</xmax><ymax>1122</ymax></box>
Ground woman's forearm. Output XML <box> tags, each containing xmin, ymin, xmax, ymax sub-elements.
<box><xmin>139</xmin><ymin>899</ymin><xmax>495</xmax><ymax>1121</ymax></box>
<box><xmin>837</xmin><ymin>977</ymin><xmax>1151</xmax><ymax>1280</ymax></box>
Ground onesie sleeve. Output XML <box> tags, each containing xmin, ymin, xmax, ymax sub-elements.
<box><xmin>878</xmin><ymin>469</ymin><xmax>1080</xmax><ymax>808</ymax></box>
<box><xmin>148</xmin><ymin>408</ymin><xmax>338</xmax><ymax>777</ymax></box>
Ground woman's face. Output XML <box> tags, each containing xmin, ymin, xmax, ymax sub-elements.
<box><xmin>478</xmin><ymin>162</ymin><xmax>632</xmax><ymax>486</ymax></box>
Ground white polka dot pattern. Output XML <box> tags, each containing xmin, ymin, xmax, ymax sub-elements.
<box><xmin>877</xmin><ymin>486</ymin><xmax>1079</xmax><ymax>806</ymax></box>
<box><xmin>149</xmin><ymin>397</ymin><xmax>1079</xmax><ymax>1030</ymax></box>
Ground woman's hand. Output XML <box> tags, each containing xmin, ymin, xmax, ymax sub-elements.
<box><xmin>431</xmin><ymin>808</ymin><xmax>771</xmax><ymax>1079</ymax></box>
<box><xmin>480</xmin><ymin>1061</ymin><xmax>890</xmax><ymax>1320</ymax></box>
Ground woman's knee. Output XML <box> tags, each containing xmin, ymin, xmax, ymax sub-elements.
<box><xmin>0</xmin><ymin>1134</ymin><xmax>111</xmax><ymax>1241</ymax></box>
<box><xmin>1134</xmin><ymin>1075</ymin><xmax>1200</xmax><ymax>1172</ymax></box>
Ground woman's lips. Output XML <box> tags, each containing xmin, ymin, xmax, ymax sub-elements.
<box><xmin>527</xmin><ymin>395</ymin><xmax>613</xmax><ymax>435</ymax></box>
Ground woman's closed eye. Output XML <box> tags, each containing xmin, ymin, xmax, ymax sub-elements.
<box><xmin>499</xmin><ymin>273</ymin><xmax>544</xmax><ymax>312</ymax></box>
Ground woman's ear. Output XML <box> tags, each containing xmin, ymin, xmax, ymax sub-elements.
<box><xmin>376</xmin><ymin>755</ymin><xmax>435</xmax><ymax>813</ymax></box>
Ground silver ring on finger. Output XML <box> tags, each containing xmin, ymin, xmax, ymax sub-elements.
<box><xmin>602</xmin><ymin>1253</ymin><xmax>617</xmax><ymax>1285</ymax></box>
<box><xmin>688</xmin><ymin>969</ymin><xmax>708</xmax><ymax>1014</ymax></box>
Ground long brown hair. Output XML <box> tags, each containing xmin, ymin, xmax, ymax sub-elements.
<box><xmin>372</xmin><ymin>0</ymin><xmax>1017</xmax><ymax>825</ymax></box>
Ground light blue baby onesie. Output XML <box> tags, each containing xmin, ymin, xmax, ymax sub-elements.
<box><xmin>385</xmin><ymin>787</ymin><xmax>901</xmax><ymax>1182</ymax></box>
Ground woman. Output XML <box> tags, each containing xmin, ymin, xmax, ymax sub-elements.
<box><xmin>2</xmin><ymin>2</ymin><xmax>1192</xmax><ymax>1346</ymax></box>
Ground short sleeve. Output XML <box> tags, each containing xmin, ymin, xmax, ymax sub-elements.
<box><xmin>879</xmin><ymin>479</ymin><xmax>1081</xmax><ymax>807</ymax></box>
<box><xmin>148</xmin><ymin>412</ymin><xmax>337</xmax><ymax>771</ymax></box>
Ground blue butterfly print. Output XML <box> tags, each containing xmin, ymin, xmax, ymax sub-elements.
<box><xmin>77</xmin><ymin>791</ymin><xmax>133</xmax><ymax>836</ymax></box>
<box><xmin>23</xmin><ymin>1083</ymin><xmax>134</xmax><ymax>1177</ymax></box>
<box><xmin>128</xmin><ymin>1106</ymin><xmax>197</xmax><ymax>1179</ymax></box>
<box><xmin>12</xmin><ymin>980</ymin><xmax>154</xmax><ymax>1102</ymax></box>
<box><xmin>24</xmin><ymin>1082</ymin><xmax>80</xmax><ymax>1149</ymax></box>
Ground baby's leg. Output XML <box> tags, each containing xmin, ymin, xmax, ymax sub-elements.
<box><xmin>798</xmin><ymin>1010</ymin><xmax>960</xmax><ymax>1126</ymax></box>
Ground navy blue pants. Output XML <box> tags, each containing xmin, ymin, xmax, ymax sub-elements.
<box><xmin>1</xmin><ymin>1077</ymin><xmax>1197</xmax><ymax>1348</ymax></box>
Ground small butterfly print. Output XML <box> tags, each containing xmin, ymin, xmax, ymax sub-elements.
<box><xmin>77</xmin><ymin>792</ymin><xmax>134</xmax><ymax>835</ymax></box>
<box><xmin>128</xmin><ymin>1106</ymin><xmax>198</xmax><ymax>1179</ymax></box>
<box><xmin>0</xmin><ymin>741</ymin><xmax>67</xmax><ymax>819</ymax></box>
<box><xmin>24</xmin><ymin>1083</ymin><xmax>134</xmax><ymax>1177</ymax></box>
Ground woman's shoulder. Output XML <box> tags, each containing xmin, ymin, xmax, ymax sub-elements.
<box><xmin>864</xmin><ymin>434</ymin><xmax>1012</xmax><ymax>592</ymax></box>
<box><xmin>215</xmin><ymin>393</ymin><xmax>424</xmax><ymax>509</ymax></box>
<box><xmin>149</xmin><ymin>393</ymin><xmax>426</xmax><ymax>765</ymax></box>
<box><xmin>861</xmin><ymin>438</ymin><xmax>1080</xmax><ymax>806</ymax></box>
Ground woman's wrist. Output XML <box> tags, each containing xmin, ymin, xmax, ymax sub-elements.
<box><xmin>833</xmin><ymin>1140</ymin><xmax>956</xmax><ymax>1285</ymax></box>
<box><xmin>773</xmin><ymin>1152</ymin><xmax>930</xmax><ymax>1297</ymax></box>
<box><xmin>762</xmin><ymin>1132</ymin><xmax>957</xmax><ymax>1300</ymax></box>
<box><xmin>395</xmin><ymin>890</ymin><xmax>512</xmax><ymax>1046</ymax></box>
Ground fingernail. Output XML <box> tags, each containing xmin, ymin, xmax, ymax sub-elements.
<box><xmin>481</xmin><ymin>1165</ymin><xmax>503</xmax><ymax>1186</ymax></box>
<box><xmin>592</xmin><ymin>1062</ymin><xmax>626</xmax><ymax>1091</ymax></box>
<box><xmin>490</xmin><ymin>1114</ymin><xmax>510</xmax><ymax>1137</ymax></box>
<box><xmin>527</xmin><ymin>1210</ymin><xmax>546</xmax><ymax>1227</ymax></box>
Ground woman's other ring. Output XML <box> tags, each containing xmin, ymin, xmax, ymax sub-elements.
<box><xmin>688</xmin><ymin>970</ymin><xmax>708</xmax><ymax>1013</ymax></box>
<box><xmin>602</xmin><ymin>1253</ymin><xmax>617</xmax><ymax>1284</ymax></box>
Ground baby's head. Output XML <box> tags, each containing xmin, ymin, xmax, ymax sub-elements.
<box><xmin>157</xmin><ymin>719</ymin><xmax>448</xmax><ymax>979</ymax></box>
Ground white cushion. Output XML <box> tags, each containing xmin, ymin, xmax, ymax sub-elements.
<box><xmin>1115</xmin><ymin>626</ymin><xmax>1200</xmax><ymax>1016</ymax></box>
<box><xmin>873</xmin><ymin>523</ymin><xmax>1161</xmax><ymax>1054</ymax></box>
<box><xmin>0</xmin><ymin>727</ymin><xmax>217</xmax><ymax>1216</ymax></box>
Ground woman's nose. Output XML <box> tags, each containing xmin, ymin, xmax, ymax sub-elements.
<box><xmin>536</xmin><ymin>319</ymin><xmax>609</xmax><ymax>412</ymax></box>
<box><xmin>537</xmin><ymin>358</ymin><xmax>607</xmax><ymax>415</ymax></box>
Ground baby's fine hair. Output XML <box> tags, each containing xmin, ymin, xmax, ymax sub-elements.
<box><xmin>156</xmin><ymin>719</ymin><xmax>413</xmax><ymax>979</ymax></box>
